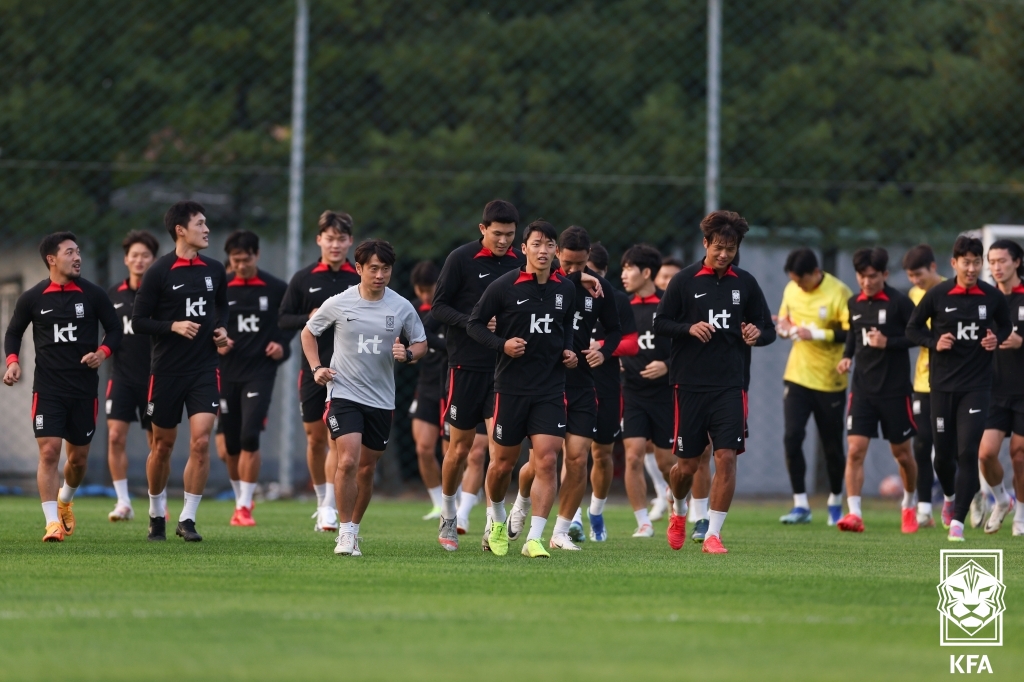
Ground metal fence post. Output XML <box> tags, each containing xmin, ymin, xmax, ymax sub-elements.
<box><xmin>705</xmin><ymin>0</ymin><xmax>722</xmax><ymax>215</ymax></box>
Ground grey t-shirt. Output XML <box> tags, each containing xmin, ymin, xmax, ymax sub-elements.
<box><xmin>306</xmin><ymin>286</ymin><xmax>426</xmax><ymax>410</ymax></box>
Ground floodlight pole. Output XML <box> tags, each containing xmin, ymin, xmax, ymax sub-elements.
<box><xmin>705</xmin><ymin>0</ymin><xmax>722</xmax><ymax>215</ymax></box>
<box><xmin>278</xmin><ymin>0</ymin><xmax>309</xmax><ymax>497</ymax></box>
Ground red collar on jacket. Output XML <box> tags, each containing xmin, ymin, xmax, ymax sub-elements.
<box><xmin>170</xmin><ymin>256</ymin><xmax>205</xmax><ymax>269</ymax></box>
<box><xmin>42</xmin><ymin>280</ymin><xmax>83</xmax><ymax>294</ymax></box>
<box><xmin>311</xmin><ymin>259</ymin><xmax>357</xmax><ymax>274</ymax></box>
<box><xmin>695</xmin><ymin>264</ymin><xmax>738</xmax><ymax>278</ymax></box>
<box><xmin>949</xmin><ymin>283</ymin><xmax>985</xmax><ymax>295</ymax></box>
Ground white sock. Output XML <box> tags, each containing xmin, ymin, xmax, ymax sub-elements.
<box><xmin>991</xmin><ymin>483</ymin><xmax>1010</xmax><ymax>505</ymax></box>
<box><xmin>179</xmin><ymin>492</ymin><xmax>202</xmax><ymax>522</ymax></box>
<box><xmin>673</xmin><ymin>496</ymin><xmax>688</xmax><ymax>516</ymax></box>
<box><xmin>901</xmin><ymin>489</ymin><xmax>916</xmax><ymax>510</ymax></box>
<box><xmin>572</xmin><ymin>508</ymin><xmax>582</xmax><ymax>524</ymax></box>
<box><xmin>230</xmin><ymin>479</ymin><xmax>242</xmax><ymax>501</ymax></box>
<box><xmin>643</xmin><ymin>454</ymin><xmax>668</xmax><ymax>495</ymax></box>
<box><xmin>1015</xmin><ymin>501</ymin><xmax>1024</xmax><ymax>522</ymax></box>
<box><xmin>313</xmin><ymin>483</ymin><xmax>327</xmax><ymax>508</ymax></box>
<box><xmin>513</xmin><ymin>492</ymin><xmax>531</xmax><ymax>511</ymax></box>
<box><xmin>113</xmin><ymin>479</ymin><xmax>131</xmax><ymax>507</ymax></box>
<box><xmin>707</xmin><ymin>509</ymin><xmax>727</xmax><ymax>538</ymax></box>
<box><xmin>527</xmin><ymin>515</ymin><xmax>547</xmax><ymax>541</ymax></box>
<box><xmin>918</xmin><ymin>501</ymin><xmax>933</xmax><ymax>516</ymax></box>
<box><xmin>323</xmin><ymin>484</ymin><xmax>337</xmax><ymax>510</ymax></box>
<box><xmin>691</xmin><ymin>497</ymin><xmax>708</xmax><ymax>520</ymax></box>
<box><xmin>58</xmin><ymin>483</ymin><xmax>77</xmax><ymax>504</ymax></box>
<box><xmin>633</xmin><ymin>508</ymin><xmax>651</xmax><ymax>528</ymax></box>
<box><xmin>944</xmin><ymin>494</ymin><xmax>955</xmax><ymax>503</ymax></box>
<box><xmin>42</xmin><ymin>501</ymin><xmax>59</xmax><ymax>524</ymax></box>
<box><xmin>490</xmin><ymin>499</ymin><xmax>507</xmax><ymax>523</ymax></box>
<box><xmin>441</xmin><ymin>493</ymin><xmax>458</xmax><ymax>520</ymax></box>
<box><xmin>979</xmin><ymin>475</ymin><xmax>993</xmax><ymax>495</ymax></box>
<box><xmin>848</xmin><ymin>495</ymin><xmax>862</xmax><ymax>517</ymax></box>
<box><xmin>827</xmin><ymin>492</ymin><xmax>842</xmax><ymax>507</ymax></box>
<box><xmin>458</xmin><ymin>491</ymin><xmax>478</xmax><ymax>520</ymax></box>
<box><xmin>427</xmin><ymin>485</ymin><xmax>443</xmax><ymax>508</ymax></box>
<box><xmin>238</xmin><ymin>481</ymin><xmax>257</xmax><ymax>509</ymax></box>
<box><xmin>552</xmin><ymin>515</ymin><xmax>571</xmax><ymax>537</ymax></box>
<box><xmin>352</xmin><ymin>522</ymin><xmax>360</xmax><ymax>537</ymax></box>
<box><xmin>148</xmin><ymin>489</ymin><xmax>167</xmax><ymax>518</ymax></box>
<box><xmin>794</xmin><ymin>493</ymin><xmax>809</xmax><ymax>509</ymax></box>
<box><xmin>589</xmin><ymin>496</ymin><xmax>606</xmax><ymax>516</ymax></box>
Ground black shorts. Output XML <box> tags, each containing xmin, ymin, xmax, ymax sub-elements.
<box><xmin>146</xmin><ymin>369</ymin><xmax>220</xmax><ymax>429</ymax></box>
<box><xmin>105</xmin><ymin>378</ymin><xmax>151</xmax><ymax>431</ymax></box>
<box><xmin>912</xmin><ymin>391</ymin><xmax>932</xmax><ymax>442</ymax></box>
<box><xmin>672</xmin><ymin>386</ymin><xmax>745</xmax><ymax>458</ymax></box>
<box><xmin>32</xmin><ymin>393</ymin><xmax>98</xmax><ymax>445</ymax></box>
<box><xmin>410</xmin><ymin>387</ymin><xmax>442</xmax><ymax>425</ymax></box>
<box><xmin>565</xmin><ymin>385</ymin><xmax>598</xmax><ymax>438</ymax></box>
<box><xmin>216</xmin><ymin>376</ymin><xmax>276</xmax><ymax>454</ymax></box>
<box><xmin>846</xmin><ymin>392</ymin><xmax>917</xmax><ymax>443</ymax></box>
<box><xmin>593</xmin><ymin>383</ymin><xmax>622</xmax><ymax>445</ymax></box>
<box><xmin>985</xmin><ymin>394</ymin><xmax>1024</xmax><ymax>436</ymax></box>
<box><xmin>443</xmin><ymin>368</ymin><xmax>495</xmax><ymax>430</ymax></box>
<box><xmin>324</xmin><ymin>398</ymin><xmax>393</xmax><ymax>451</ymax></box>
<box><xmin>442</xmin><ymin>419</ymin><xmax>487</xmax><ymax>440</ymax></box>
<box><xmin>621</xmin><ymin>385</ymin><xmax>673</xmax><ymax>449</ymax></box>
<box><xmin>298</xmin><ymin>368</ymin><xmax>328</xmax><ymax>423</ymax></box>
<box><xmin>492</xmin><ymin>392</ymin><xmax>566</xmax><ymax>446</ymax></box>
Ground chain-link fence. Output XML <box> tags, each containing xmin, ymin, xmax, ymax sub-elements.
<box><xmin>3</xmin><ymin>0</ymin><xmax>1024</xmax><ymax>492</ymax></box>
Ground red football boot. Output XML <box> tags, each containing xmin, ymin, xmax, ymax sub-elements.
<box><xmin>666</xmin><ymin>513</ymin><xmax>687</xmax><ymax>550</ymax></box>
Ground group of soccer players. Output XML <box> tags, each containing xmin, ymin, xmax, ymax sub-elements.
<box><xmin>4</xmin><ymin>197</ymin><xmax>1022</xmax><ymax>553</ymax></box>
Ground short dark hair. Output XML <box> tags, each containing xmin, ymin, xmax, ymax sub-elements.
<box><xmin>952</xmin><ymin>235</ymin><xmax>983</xmax><ymax>260</ymax></box>
<box><xmin>224</xmin><ymin>230</ymin><xmax>260</xmax><ymax>255</ymax></box>
<box><xmin>901</xmin><ymin>244</ymin><xmax>935</xmax><ymax>271</ymax></box>
<box><xmin>621</xmin><ymin>243</ymin><xmax>662</xmax><ymax>279</ymax></box>
<box><xmin>482</xmin><ymin>199</ymin><xmax>519</xmax><ymax>227</ymax></box>
<box><xmin>558</xmin><ymin>225</ymin><xmax>591</xmax><ymax>252</ymax></box>
<box><xmin>410</xmin><ymin>260</ymin><xmax>439</xmax><ymax>287</ymax></box>
<box><xmin>318</xmin><ymin>210</ymin><xmax>353</xmax><ymax>236</ymax></box>
<box><xmin>164</xmin><ymin>201</ymin><xmax>206</xmax><ymax>240</ymax></box>
<box><xmin>122</xmin><ymin>230</ymin><xmax>159</xmax><ymax>257</ymax></box>
<box><xmin>661</xmin><ymin>256</ymin><xmax>684</xmax><ymax>270</ymax></box>
<box><xmin>700</xmin><ymin>210</ymin><xmax>749</xmax><ymax>247</ymax></box>
<box><xmin>989</xmin><ymin>239</ymin><xmax>1024</xmax><ymax>278</ymax></box>
<box><xmin>588</xmin><ymin>242</ymin><xmax>609</xmax><ymax>272</ymax></box>
<box><xmin>784</xmin><ymin>248</ymin><xmax>819</xmax><ymax>277</ymax></box>
<box><xmin>523</xmin><ymin>219</ymin><xmax>557</xmax><ymax>243</ymax></box>
<box><xmin>354</xmin><ymin>238</ymin><xmax>396</xmax><ymax>266</ymax></box>
<box><xmin>852</xmin><ymin>247</ymin><xmax>888</xmax><ymax>274</ymax></box>
<box><xmin>39</xmin><ymin>231</ymin><xmax>78</xmax><ymax>265</ymax></box>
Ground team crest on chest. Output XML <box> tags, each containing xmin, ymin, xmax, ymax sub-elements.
<box><xmin>732</xmin><ymin>290</ymin><xmax>740</xmax><ymax>305</ymax></box>
<box><xmin>978</xmin><ymin>305</ymin><xmax>987</xmax><ymax>320</ymax></box>
<box><xmin>878</xmin><ymin>309</ymin><xmax>887</xmax><ymax>325</ymax></box>
<box><xmin>75</xmin><ymin>303</ymin><xmax>85</xmax><ymax>318</ymax></box>
<box><xmin>1018</xmin><ymin>306</ymin><xmax>1024</xmax><ymax>321</ymax></box>
<box><xmin>259</xmin><ymin>296</ymin><xmax>268</xmax><ymax>311</ymax></box>
<box><xmin>385</xmin><ymin>316</ymin><xmax>395</xmax><ymax>331</ymax></box>
<box><xmin>819</xmin><ymin>306</ymin><xmax>827</xmax><ymax>319</ymax></box>
<box><xmin>205</xmin><ymin>276</ymin><xmax>213</xmax><ymax>291</ymax></box>
<box><xmin>584</xmin><ymin>296</ymin><xmax>593</xmax><ymax>312</ymax></box>
<box><xmin>555</xmin><ymin>294</ymin><xmax>563</xmax><ymax>310</ymax></box>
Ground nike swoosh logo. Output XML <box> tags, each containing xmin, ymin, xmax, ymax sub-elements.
<box><xmin>246</xmin><ymin>392</ymin><xmax>259</xmax><ymax>398</ymax></box>
<box><xmin>694</xmin><ymin>293</ymin><xmax>707</xmax><ymax>298</ymax></box>
<box><xmin>945</xmin><ymin>307</ymin><xmax>957</xmax><ymax>312</ymax></box>
<box><xmin>40</xmin><ymin>309</ymin><xmax>52</xmax><ymax>314</ymax></box>
<box><xmin>213</xmin><ymin>402</ymin><xmax>220</xmax><ymax>407</ymax></box>
<box><xmin>347</xmin><ymin>317</ymin><xmax>358</xmax><ymax>322</ymax></box>
<box><xmin>113</xmin><ymin>303</ymin><xmax>124</xmax><ymax>309</ymax></box>
<box><xmin>173</xmin><ymin>284</ymin><xmax>184</xmax><ymax>290</ymax></box>
<box><xmin>852</xmin><ymin>314</ymin><xmax>862</xmax><ymax>320</ymax></box>
<box><xmin>969</xmin><ymin>408</ymin><xmax>981</xmax><ymax>414</ymax></box>
<box><xmin>478</xmin><ymin>273</ymin><xmax>490</xmax><ymax>279</ymax></box>
<box><xmin>309</xmin><ymin>287</ymin><xmax>322</xmax><ymax>292</ymax></box>
<box><xmin>86</xmin><ymin>430</ymin><xmax>94</xmax><ymax>437</ymax></box>
<box><xmin>613</xmin><ymin>430</ymin><xmax>621</xmax><ymax>437</ymax></box>
<box><xmin>557</xmin><ymin>423</ymin><xmax>565</xmax><ymax>428</ymax></box>
<box><xmin>517</xmin><ymin>299</ymin><xmax>529</xmax><ymax>305</ymax></box>
<box><xmin>903</xmin><ymin>428</ymin><xmax>912</xmax><ymax>436</ymax></box>
<box><xmin>229</xmin><ymin>301</ymin><xmax>237</xmax><ymax>305</ymax></box>
<box><xmin>831</xmin><ymin>401</ymin><xmax>842</xmax><ymax>408</ymax></box>
<box><xmin>383</xmin><ymin>439</ymin><xmax>389</xmax><ymax>445</ymax></box>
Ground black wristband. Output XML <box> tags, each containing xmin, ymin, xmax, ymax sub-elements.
<box><xmin>312</xmin><ymin>365</ymin><xmax>325</xmax><ymax>373</ymax></box>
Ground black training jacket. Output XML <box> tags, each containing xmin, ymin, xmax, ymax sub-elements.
<box><xmin>842</xmin><ymin>284</ymin><xmax>915</xmax><ymax>397</ymax></box>
<box><xmin>621</xmin><ymin>288</ymin><xmax>671</xmax><ymax>393</ymax></box>
<box><xmin>592</xmin><ymin>287</ymin><xmax>638</xmax><ymax>395</ymax></box>
<box><xmin>5</xmin><ymin>277</ymin><xmax>121</xmax><ymax>397</ymax></box>
<box><xmin>992</xmin><ymin>285</ymin><xmax>1024</xmax><ymax>397</ymax></box>
<box><xmin>278</xmin><ymin>259</ymin><xmax>360</xmax><ymax>370</ymax></box>
<box><xmin>107</xmin><ymin>279</ymin><xmax>150</xmax><ymax>386</ymax></box>
<box><xmin>566</xmin><ymin>268</ymin><xmax>622</xmax><ymax>389</ymax></box>
<box><xmin>415</xmin><ymin>302</ymin><xmax>447</xmax><ymax>398</ymax></box>
<box><xmin>219</xmin><ymin>269</ymin><xmax>293</xmax><ymax>383</ymax></box>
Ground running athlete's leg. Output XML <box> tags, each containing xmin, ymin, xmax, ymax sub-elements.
<box><xmin>623</xmin><ymin>437</ymin><xmax>648</xmax><ymax>511</ymax></box>
<box><xmin>653</xmin><ymin>446</ymin><xmax>675</xmax><ymax>488</ymax></box>
<box><xmin>890</xmin><ymin>439</ymin><xmax>917</xmax><ymax>494</ymax></box>
<box><xmin>460</xmin><ymin>430</ymin><xmax>489</xmax><ymax>494</ymax></box>
<box><xmin>485</xmin><ymin>441</ymin><xmax>522</xmax><ymax>510</ymax></box>
<box><xmin>783</xmin><ymin>382</ymin><xmax>814</xmax><ymax>495</ymax></box>
<box><xmin>517</xmin><ymin>460</ymin><xmax>535</xmax><ymax>498</ymax></box>
<box><xmin>148</xmin><ymin>425</ymin><xmax>178</xmax><ymax>494</ymax></box>
<box><xmin>952</xmin><ymin>392</ymin><xmax>988</xmax><ymax>524</ymax></box>
<box><xmin>239</xmin><ymin>450</ymin><xmax>261</xmax><ymax>486</ymax></box>
<box><xmin>590</xmin><ymin>442</ymin><xmax>614</xmax><ymax>501</ymax></box>
<box><xmin>304</xmin><ymin>420</ymin><xmax>329</xmax><ymax>486</ymax></box>
<box><xmin>36</xmin><ymin>437</ymin><xmax>64</xmax><ymax>502</ymax></box>
<box><xmin>334</xmin><ymin>432</ymin><xmax>364</xmax><ymax>524</ymax></box>
<box><xmin>527</xmin><ymin>434</ymin><xmax>563</xmax><ymax>521</ymax></box>
<box><xmin>812</xmin><ymin>389</ymin><xmax>847</xmax><ymax>496</ymax></box>
<box><xmin>979</xmin><ymin>429</ymin><xmax>1006</xmax><ymax>487</ymax></box>
<box><xmin>1011</xmin><ymin>434</ymin><xmax>1024</xmax><ymax>505</ymax></box>
<box><xmin>62</xmin><ymin>442</ymin><xmax>90</xmax><ymax>490</ymax></box>
<box><xmin>352</xmin><ymin>446</ymin><xmax>383</xmax><ymax>524</ymax></box>
<box><xmin>412</xmin><ymin>418</ymin><xmax>441</xmax><ymax>488</ymax></box>
<box><xmin>107</xmin><ymin>420</ymin><xmax>131</xmax><ymax>482</ymax></box>
<box><xmin>183</xmin><ymin>413</ymin><xmax>214</xmax><ymax>496</ymax></box>
<box><xmin>930</xmin><ymin>392</ymin><xmax>958</xmax><ymax>499</ymax></box>
<box><xmin>668</xmin><ymin>455</ymin><xmax>699</xmax><ymax>502</ymax></box>
<box><xmin>844</xmin><ymin>435</ymin><xmax>869</xmax><ymax>499</ymax></box>
<box><xmin>692</xmin><ymin>445</ymin><xmax>712</xmax><ymax>499</ymax></box>
<box><xmin>709</xmin><ymin>448</ymin><xmax>738</xmax><ymax>513</ymax></box>
<box><xmin>442</xmin><ymin>426</ymin><xmax>476</xmax><ymax>495</ymax></box>
<box><xmin>557</xmin><ymin>433</ymin><xmax>591</xmax><ymax>519</ymax></box>
<box><xmin>216</xmin><ymin>433</ymin><xmax>240</xmax><ymax>480</ymax></box>
<box><xmin>912</xmin><ymin>394</ymin><xmax>934</xmax><ymax>506</ymax></box>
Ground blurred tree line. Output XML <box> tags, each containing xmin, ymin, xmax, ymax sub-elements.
<box><xmin>1</xmin><ymin>0</ymin><xmax>1022</xmax><ymax>279</ymax></box>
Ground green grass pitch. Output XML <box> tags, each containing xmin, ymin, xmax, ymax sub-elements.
<box><xmin>1</xmin><ymin>497</ymin><xmax>1020</xmax><ymax>681</ymax></box>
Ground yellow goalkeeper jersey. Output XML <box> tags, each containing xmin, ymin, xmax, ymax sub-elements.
<box><xmin>908</xmin><ymin>279</ymin><xmax>944</xmax><ymax>393</ymax></box>
<box><xmin>778</xmin><ymin>272</ymin><xmax>852</xmax><ymax>392</ymax></box>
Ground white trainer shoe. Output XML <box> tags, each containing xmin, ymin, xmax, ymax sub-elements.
<box><xmin>969</xmin><ymin>492</ymin><xmax>990</xmax><ymax>528</ymax></box>
<box><xmin>549</xmin><ymin>533</ymin><xmax>581</xmax><ymax>551</ymax></box>
<box><xmin>315</xmin><ymin>507</ymin><xmax>339</xmax><ymax>532</ymax></box>
<box><xmin>649</xmin><ymin>496</ymin><xmax>668</xmax><ymax>522</ymax></box>
<box><xmin>632</xmin><ymin>523</ymin><xmax>654</xmax><ymax>538</ymax></box>
<box><xmin>108</xmin><ymin>504</ymin><xmax>134</xmax><ymax>522</ymax></box>
<box><xmin>984</xmin><ymin>498</ymin><xmax>1015</xmax><ymax>534</ymax></box>
<box><xmin>508</xmin><ymin>502</ymin><xmax>530</xmax><ymax>541</ymax></box>
<box><xmin>335</xmin><ymin>531</ymin><xmax>356</xmax><ymax>555</ymax></box>
<box><xmin>1012</xmin><ymin>519</ymin><xmax>1024</xmax><ymax>536</ymax></box>
<box><xmin>351</xmin><ymin>536</ymin><xmax>363</xmax><ymax>557</ymax></box>
<box><xmin>456</xmin><ymin>517</ymin><xmax>469</xmax><ymax>535</ymax></box>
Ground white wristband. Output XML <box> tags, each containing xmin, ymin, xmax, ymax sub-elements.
<box><xmin>810</xmin><ymin>328</ymin><xmax>827</xmax><ymax>341</ymax></box>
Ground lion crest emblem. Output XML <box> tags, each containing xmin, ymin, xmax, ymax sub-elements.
<box><xmin>937</xmin><ymin>559</ymin><xmax>1006</xmax><ymax>636</ymax></box>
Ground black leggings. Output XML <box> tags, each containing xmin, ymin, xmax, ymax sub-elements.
<box><xmin>930</xmin><ymin>390</ymin><xmax>990</xmax><ymax>524</ymax></box>
<box><xmin>783</xmin><ymin>381</ymin><xmax>847</xmax><ymax>495</ymax></box>
<box><xmin>912</xmin><ymin>392</ymin><xmax>942</xmax><ymax>502</ymax></box>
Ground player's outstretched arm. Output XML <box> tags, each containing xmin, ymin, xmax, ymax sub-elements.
<box><xmin>131</xmin><ymin>263</ymin><xmax>173</xmax><ymax>336</ymax></box>
<box><xmin>466</xmin><ymin>280</ymin><xmax>506</xmax><ymax>352</ymax></box>
<box><xmin>884</xmin><ymin>296</ymin><xmax>917</xmax><ymax>350</ymax></box>
<box><xmin>277</xmin><ymin>270</ymin><xmax>310</xmax><ymax>330</ymax></box>
<box><xmin>651</xmin><ymin>276</ymin><xmax>691</xmax><ymax>339</ymax></box>
<box><xmin>3</xmin><ymin>287</ymin><xmax>32</xmax><ymax>381</ymax></box>
<box><xmin>430</xmin><ymin>253</ymin><xmax>470</xmax><ymax>329</ymax></box>
<box><xmin>905</xmin><ymin>288</ymin><xmax>937</xmax><ymax>349</ymax></box>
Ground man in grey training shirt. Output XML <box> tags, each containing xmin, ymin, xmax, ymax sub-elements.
<box><xmin>302</xmin><ymin>239</ymin><xmax>426</xmax><ymax>557</ymax></box>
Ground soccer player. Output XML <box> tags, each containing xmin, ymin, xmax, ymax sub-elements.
<box><xmin>132</xmin><ymin>201</ymin><xmax>230</xmax><ymax>542</ymax></box>
<box><xmin>509</xmin><ymin>226</ymin><xmax>621</xmax><ymax>550</ymax></box>
<box><xmin>835</xmin><ymin>248</ymin><xmax>919</xmax><ymax>534</ymax></box>
<box><xmin>777</xmin><ymin>248</ymin><xmax>852</xmax><ymax>525</ymax></box>
<box><xmin>978</xmin><ymin>239</ymin><xmax>1024</xmax><ymax>535</ymax></box>
<box><xmin>653</xmin><ymin>210</ymin><xmax>766</xmax><ymax>554</ymax></box>
<box><xmin>408</xmin><ymin>260</ymin><xmax>447</xmax><ymax>520</ymax></box>
<box><xmin>302</xmin><ymin>239</ymin><xmax>426</xmax><ymax>556</ymax></box>
<box><xmin>619</xmin><ymin>244</ymin><xmax>674</xmax><ymax>537</ymax></box>
<box><xmin>654</xmin><ymin>256</ymin><xmax>684</xmax><ymax>291</ymax></box>
<box><xmin>215</xmin><ymin>230</ymin><xmax>291</xmax><ymax>527</ymax></box>
<box><xmin>467</xmin><ymin>220</ymin><xmax>577</xmax><ymax>558</ymax></box>
<box><xmin>907</xmin><ymin>235</ymin><xmax>1012</xmax><ymax>541</ymax></box>
<box><xmin>278</xmin><ymin>211</ymin><xmax>360</xmax><ymax>532</ymax></box>
<box><xmin>903</xmin><ymin>244</ymin><xmax>949</xmax><ymax>528</ymax></box>
<box><xmin>430</xmin><ymin>199</ymin><xmax>523</xmax><ymax>550</ymax></box>
<box><xmin>105</xmin><ymin>230</ymin><xmax>159</xmax><ymax>522</ymax></box>
<box><xmin>3</xmin><ymin>232</ymin><xmax>122</xmax><ymax>542</ymax></box>
<box><xmin>586</xmin><ymin>243</ymin><xmax>638</xmax><ymax>541</ymax></box>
